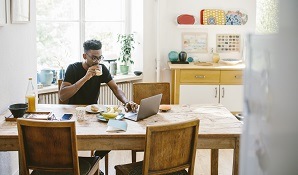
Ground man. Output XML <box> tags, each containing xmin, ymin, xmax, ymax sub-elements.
<box><xmin>59</xmin><ymin>39</ymin><xmax>138</xmax><ymax>111</ymax></box>
<box><xmin>59</xmin><ymin>39</ymin><xmax>138</xmax><ymax>167</ymax></box>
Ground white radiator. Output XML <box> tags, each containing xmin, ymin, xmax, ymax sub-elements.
<box><xmin>38</xmin><ymin>92</ymin><xmax>59</xmax><ymax>104</ymax></box>
<box><xmin>38</xmin><ymin>82</ymin><xmax>133</xmax><ymax>105</ymax></box>
<box><xmin>98</xmin><ymin>82</ymin><xmax>133</xmax><ymax>105</ymax></box>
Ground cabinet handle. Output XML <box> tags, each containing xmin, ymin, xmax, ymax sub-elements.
<box><xmin>234</xmin><ymin>75</ymin><xmax>242</xmax><ymax>79</ymax></box>
<box><xmin>195</xmin><ymin>75</ymin><xmax>205</xmax><ymax>78</ymax></box>
<box><xmin>215</xmin><ymin>87</ymin><xmax>217</xmax><ymax>98</ymax></box>
<box><xmin>221</xmin><ymin>87</ymin><xmax>225</xmax><ymax>98</ymax></box>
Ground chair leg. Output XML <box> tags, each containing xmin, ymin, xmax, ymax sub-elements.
<box><xmin>105</xmin><ymin>154</ymin><xmax>109</xmax><ymax>175</ymax></box>
<box><xmin>132</xmin><ymin>150</ymin><xmax>137</xmax><ymax>163</ymax></box>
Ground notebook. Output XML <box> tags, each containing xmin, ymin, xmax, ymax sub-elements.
<box><xmin>124</xmin><ymin>94</ymin><xmax>162</xmax><ymax>121</ymax></box>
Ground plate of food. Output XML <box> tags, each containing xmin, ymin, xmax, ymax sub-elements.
<box><xmin>97</xmin><ymin>113</ymin><xmax>125</xmax><ymax>122</ymax></box>
<box><xmin>85</xmin><ymin>104</ymin><xmax>107</xmax><ymax>114</ymax></box>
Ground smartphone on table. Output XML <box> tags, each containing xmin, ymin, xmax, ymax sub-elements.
<box><xmin>61</xmin><ymin>113</ymin><xmax>73</xmax><ymax>120</ymax></box>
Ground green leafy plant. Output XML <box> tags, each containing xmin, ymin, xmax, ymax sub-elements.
<box><xmin>117</xmin><ymin>33</ymin><xmax>136</xmax><ymax>66</ymax></box>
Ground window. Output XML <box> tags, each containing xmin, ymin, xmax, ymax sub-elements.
<box><xmin>36</xmin><ymin>0</ymin><xmax>127</xmax><ymax>71</ymax></box>
<box><xmin>256</xmin><ymin>0</ymin><xmax>279</xmax><ymax>34</ymax></box>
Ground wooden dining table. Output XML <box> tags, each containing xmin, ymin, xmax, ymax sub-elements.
<box><xmin>0</xmin><ymin>104</ymin><xmax>242</xmax><ymax>175</ymax></box>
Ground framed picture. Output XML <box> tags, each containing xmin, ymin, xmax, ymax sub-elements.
<box><xmin>11</xmin><ymin>0</ymin><xmax>30</xmax><ymax>23</ymax></box>
<box><xmin>182</xmin><ymin>32</ymin><xmax>208</xmax><ymax>53</ymax></box>
<box><xmin>216</xmin><ymin>34</ymin><xmax>241</xmax><ymax>53</ymax></box>
<box><xmin>0</xmin><ymin>0</ymin><xmax>7</xmax><ymax>26</ymax></box>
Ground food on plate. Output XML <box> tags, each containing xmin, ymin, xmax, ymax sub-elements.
<box><xmin>102</xmin><ymin>106</ymin><xmax>121</xmax><ymax>119</ymax></box>
<box><xmin>159</xmin><ymin>105</ymin><xmax>171</xmax><ymax>112</ymax></box>
<box><xmin>91</xmin><ymin>105</ymin><xmax>99</xmax><ymax>112</ymax></box>
<box><xmin>102</xmin><ymin>112</ymin><xmax>118</xmax><ymax>119</ymax></box>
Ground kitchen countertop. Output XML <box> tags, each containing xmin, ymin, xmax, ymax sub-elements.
<box><xmin>168</xmin><ymin>62</ymin><xmax>245</xmax><ymax>70</ymax></box>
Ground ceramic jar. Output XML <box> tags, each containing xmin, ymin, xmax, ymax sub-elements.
<box><xmin>110</xmin><ymin>62</ymin><xmax>117</xmax><ymax>76</ymax></box>
<box><xmin>39</xmin><ymin>69</ymin><xmax>53</xmax><ymax>86</ymax></box>
<box><xmin>179</xmin><ymin>51</ymin><xmax>187</xmax><ymax>62</ymax></box>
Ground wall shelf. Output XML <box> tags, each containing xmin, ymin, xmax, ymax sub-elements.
<box><xmin>177</xmin><ymin>24</ymin><xmax>246</xmax><ymax>30</ymax></box>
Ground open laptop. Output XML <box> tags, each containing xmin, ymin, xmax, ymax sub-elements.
<box><xmin>124</xmin><ymin>94</ymin><xmax>162</xmax><ymax>121</ymax></box>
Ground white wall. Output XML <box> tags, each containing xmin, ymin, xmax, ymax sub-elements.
<box><xmin>155</xmin><ymin>0</ymin><xmax>256</xmax><ymax>82</ymax></box>
<box><xmin>0</xmin><ymin>0</ymin><xmax>36</xmax><ymax>174</ymax></box>
<box><xmin>142</xmin><ymin>0</ymin><xmax>158</xmax><ymax>82</ymax></box>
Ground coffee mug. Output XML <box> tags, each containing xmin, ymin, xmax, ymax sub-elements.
<box><xmin>95</xmin><ymin>65</ymin><xmax>102</xmax><ymax>76</ymax></box>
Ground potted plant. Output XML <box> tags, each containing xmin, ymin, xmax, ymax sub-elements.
<box><xmin>117</xmin><ymin>33</ymin><xmax>136</xmax><ymax>75</ymax></box>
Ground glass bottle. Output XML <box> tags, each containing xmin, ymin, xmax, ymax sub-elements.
<box><xmin>25</xmin><ymin>77</ymin><xmax>36</xmax><ymax>112</ymax></box>
<box><xmin>211</xmin><ymin>48</ymin><xmax>220</xmax><ymax>63</ymax></box>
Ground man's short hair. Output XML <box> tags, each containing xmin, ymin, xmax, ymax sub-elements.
<box><xmin>83</xmin><ymin>39</ymin><xmax>102</xmax><ymax>52</ymax></box>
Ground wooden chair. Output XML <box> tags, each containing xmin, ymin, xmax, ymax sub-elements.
<box><xmin>17</xmin><ymin>118</ymin><xmax>100</xmax><ymax>175</ymax></box>
<box><xmin>58</xmin><ymin>79</ymin><xmax>68</xmax><ymax>104</ymax></box>
<box><xmin>115</xmin><ymin>119</ymin><xmax>200</xmax><ymax>175</ymax></box>
<box><xmin>58</xmin><ymin>79</ymin><xmax>109</xmax><ymax>175</ymax></box>
<box><xmin>133</xmin><ymin>82</ymin><xmax>170</xmax><ymax>105</ymax></box>
<box><xmin>131</xmin><ymin>82</ymin><xmax>171</xmax><ymax>163</ymax></box>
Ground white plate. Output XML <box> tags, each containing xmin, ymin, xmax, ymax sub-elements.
<box><xmin>220</xmin><ymin>58</ymin><xmax>242</xmax><ymax>65</ymax></box>
<box><xmin>96</xmin><ymin>113</ymin><xmax>125</xmax><ymax>122</ymax></box>
<box><xmin>85</xmin><ymin>104</ymin><xmax>107</xmax><ymax>114</ymax></box>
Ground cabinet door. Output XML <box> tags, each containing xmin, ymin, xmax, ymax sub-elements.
<box><xmin>219</xmin><ymin>85</ymin><xmax>243</xmax><ymax>112</ymax></box>
<box><xmin>180</xmin><ymin>85</ymin><xmax>219</xmax><ymax>104</ymax></box>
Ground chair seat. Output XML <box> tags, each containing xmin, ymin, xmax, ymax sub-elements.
<box><xmin>115</xmin><ymin>161</ymin><xmax>188</xmax><ymax>175</ymax></box>
<box><xmin>31</xmin><ymin>156</ymin><xmax>100</xmax><ymax>175</ymax></box>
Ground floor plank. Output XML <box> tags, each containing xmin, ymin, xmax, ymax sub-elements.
<box><xmin>79</xmin><ymin>149</ymin><xmax>233</xmax><ymax>175</ymax></box>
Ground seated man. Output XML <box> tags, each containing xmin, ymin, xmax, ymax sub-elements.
<box><xmin>59</xmin><ymin>39</ymin><xmax>138</xmax><ymax>162</ymax></box>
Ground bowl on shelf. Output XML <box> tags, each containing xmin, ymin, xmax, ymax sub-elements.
<box><xmin>8</xmin><ymin>103</ymin><xmax>28</xmax><ymax>118</ymax></box>
<box><xmin>220</xmin><ymin>58</ymin><xmax>242</xmax><ymax>65</ymax></box>
<box><xmin>134</xmin><ymin>71</ymin><xmax>143</xmax><ymax>76</ymax></box>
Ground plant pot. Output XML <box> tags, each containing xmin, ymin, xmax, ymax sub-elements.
<box><xmin>120</xmin><ymin>65</ymin><xmax>129</xmax><ymax>75</ymax></box>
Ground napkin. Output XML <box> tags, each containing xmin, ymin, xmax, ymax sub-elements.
<box><xmin>106</xmin><ymin>119</ymin><xmax>127</xmax><ymax>132</ymax></box>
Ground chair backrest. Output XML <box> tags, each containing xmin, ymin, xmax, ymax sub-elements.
<box><xmin>17</xmin><ymin>119</ymin><xmax>79</xmax><ymax>175</ymax></box>
<box><xmin>142</xmin><ymin>119</ymin><xmax>200</xmax><ymax>175</ymax></box>
<box><xmin>133</xmin><ymin>82</ymin><xmax>170</xmax><ymax>105</ymax></box>
<box><xmin>58</xmin><ymin>79</ymin><xmax>68</xmax><ymax>104</ymax></box>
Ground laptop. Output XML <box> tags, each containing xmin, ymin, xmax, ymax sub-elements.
<box><xmin>124</xmin><ymin>94</ymin><xmax>162</xmax><ymax>121</ymax></box>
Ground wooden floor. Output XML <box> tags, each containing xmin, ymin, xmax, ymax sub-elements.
<box><xmin>80</xmin><ymin>149</ymin><xmax>234</xmax><ymax>175</ymax></box>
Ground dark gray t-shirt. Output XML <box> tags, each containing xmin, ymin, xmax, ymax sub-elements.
<box><xmin>64</xmin><ymin>62</ymin><xmax>112</xmax><ymax>105</ymax></box>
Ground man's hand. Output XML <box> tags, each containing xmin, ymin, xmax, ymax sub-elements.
<box><xmin>124</xmin><ymin>101</ymin><xmax>138</xmax><ymax>112</ymax></box>
<box><xmin>85</xmin><ymin>65</ymin><xmax>101</xmax><ymax>80</ymax></box>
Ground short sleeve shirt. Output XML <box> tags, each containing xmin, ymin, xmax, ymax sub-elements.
<box><xmin>63</xmin><ymin>62</ymin><xmax>112</xmax><ymax>105</ymax></box>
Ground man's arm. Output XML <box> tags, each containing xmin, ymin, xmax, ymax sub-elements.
<box><xmin>59</xmin><ymin>77</ymin><xmax>89</xmax><ymax>102</ymax></box>
<box><xmin>107</xmin><ymin>80</ymin><xmax>138</xmax><ymax>112</ymax></box>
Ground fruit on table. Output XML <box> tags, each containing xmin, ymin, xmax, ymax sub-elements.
<box><xmin>102</xmin><ymin>112</ymin><xmax>118</xmax><ymax>119</ymax></box>
<box><xmin>102</xmin><ymin>106</ymin><xmax>121</xmax><ymax>119</ymax></box>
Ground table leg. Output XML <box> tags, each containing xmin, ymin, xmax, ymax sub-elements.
<box><xmin>211</xmin><ymin>149</ymin><xmax>219</xmax><ymax>175</ymax></box>
<box><xmin>232</xmin><ymin>138</ymin><xmax>240</xmax><ymax>175</ymax></box>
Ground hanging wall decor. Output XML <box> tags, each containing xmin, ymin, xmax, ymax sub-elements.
<box><xmin>0</xmin><ymin>0</ymin><xmax>7</xmax><ymax>26</ymax></box>
<box><xmin>11</xmin><ymin>0</ymin><xmax>30</xmax><ymax>23</ymax></box>
<box><xmin>182</xmin><ymin>32</ymin><xmax>208</xmax><ymax>53</ymax></box>
<box><xmin>216</xmin><ymin>34</ymin><xmax>241</xmax><ymax>53</ymax></box>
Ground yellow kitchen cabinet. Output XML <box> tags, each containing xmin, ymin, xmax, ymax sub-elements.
<box><xmin>169</xmin><ymin>62</ymin><xmax>244</xmax><ymax>113</ymax></box>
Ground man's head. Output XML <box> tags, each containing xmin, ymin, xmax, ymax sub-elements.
<box><xmin>83</xmin><ymin>39</ymin><xmax>103</xmax><ymax>66</ymax></box>
<box><xmin>83</xmin><ymin>39</ymin><xmax>102</xmax><ymax>52</ymax></box>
